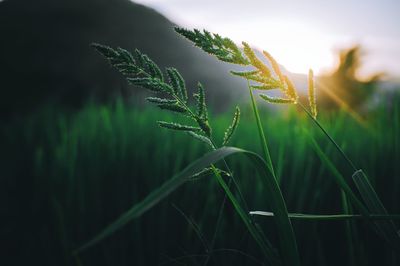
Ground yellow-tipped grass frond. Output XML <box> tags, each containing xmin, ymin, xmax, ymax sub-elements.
<box><xmin>283</xmin><ymin>75</ymin><xmax>299</xmax><ymax>103</ymax></box>
<box><xmin>308</xmin><ymin>69</ymin><xmax>317</xmax><ymax>119</ymax></box>
<box><xmin>263</xmin><ymin>50</ymin><xmax>284</xmax><ymax>82</ymax></box>
<box><xmin>260</xmin><ymin>94</ymin><xmax>296</xmax><ymax>104</ymax></box>
<box><xmin>242</xmin><ymin>42</ymin><xmax>271</xmax><ymax>77</ymax></box>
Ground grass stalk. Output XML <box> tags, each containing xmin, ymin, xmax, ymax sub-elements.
<box><xmin>247</xmin><ymin>80</ymin><xmax>276</xmax><ymax>177</ymax></box>
<box><xmin>298</xmin><ymin>102</ymin><xmax>357</xmax><ymax>172</ymax></box>
<box><xmin>300</xmin><ymin>102</ymin><xmax>400</xmax><ymax>249</ymax></box>
<box><xmin>202</xmin><ymin>141</ymin><xmax>251</xmax><ymax>266</ymax></box>
<box><xmin>341</xmin><ymin>190</ymin><xmax>357</xmax><ymax>266</ymax></box>
<box><xmin>307</xmin><ymin>135</ymin><xmax>370</xmax><ymax>216</ymax></box>
<box><xmin>210</xmin><ymin>165</ymin><xmax>280</xmax><ymax>266</ymax></box>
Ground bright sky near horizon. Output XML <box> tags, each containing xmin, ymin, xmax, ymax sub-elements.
<box><xmin>133</xmin><ymin>0</ymin><xmax>400</xmax><ymax>78</ymax></box>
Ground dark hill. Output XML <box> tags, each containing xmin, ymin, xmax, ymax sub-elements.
<box><xmin>0</xmin><ymin>0</ymin><xmax>246</xmax><ymax>117</ymax></box>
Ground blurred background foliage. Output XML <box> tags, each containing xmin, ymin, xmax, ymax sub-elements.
<box><xmin>2</xmin><ymin>101</ymin><xmax>400</xmax><ymax>265</ymax></box>
<box><xmin>317</xmin><ymin>46</ymin><xmax>384</xmax><ymax>109</ymax></box>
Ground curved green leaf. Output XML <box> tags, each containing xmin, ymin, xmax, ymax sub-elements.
<box><xmin>74</xmin><ymin>147</ymin><xmax>299</xmax><ymax>266</ymax></box>
<box><xmin>352</xmin><ymin>170</ymin><xmax>400</xmax><ymax>250</ymax></box>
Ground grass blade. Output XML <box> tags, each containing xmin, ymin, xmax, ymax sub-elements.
<box><xmin>74</xmin><ymin>147</ymin><xmax>300</xmax><ymax>266</ymax></box>
<box><xmin>352</xmin><ymin>170</ymin><xmax>400</xmax><ymax>250</ymax></box>
<box><xmin>209</xmin><ymin>166</ymin><xmax>280</xmax><ymax>266</ymax></box>
<box><xmin>247</xmin><ymin>80</ymin><xmax>275</xmax><ymax>176</ymax></box>
<box><xmin>74</xmin><ymin>147</ymin><xmax>243</xmax><ymax>254</ymax></box>
<box><xmin>308</xmin><ymin>133</ymin><xmax>400</xmax><ymax>250</ymax></box>
<box><xmin>307</xmin><ymin>134</ymin><xmax>369</xmax><ymax>216</ymax></box>
<box><xmin>341</xmin><ymin>190</ymin><xmax>357</xmax><ymax>266</ymax></box>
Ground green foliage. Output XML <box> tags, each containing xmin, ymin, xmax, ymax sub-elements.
<box><xmin>186</xmin><ymin>131</ymin><xmax>213</xmax><ymax>148</ymax></box>
<box><xmin>263</xmin><ymin>51</ymin><xmax>285</xmax><ymax>82</ymax></box>
<box><xmin>166</xmin><ymin>67</ymin><xmax>188</xmax><ymax>102</ymax></box>
<box><xmin>91</xmin><ymin>41</ymin><xmax>299</xmax><ymax>265</ymax></box>
<box><xmin>127</xmin><ymin>77</ymin><xmax>173</xmax><ymax>93</ymax></box>
<box><xmin>76</xmin><ymin>146</ymin><xmax>299</xmax><ymax>266</ymax></box>
<box><xmin>174</xmin><ymin>28</ymin><xmax>320</xmax><ymax>108</ymax></box>
<box><xmin>157</xmin><ymin>121</ymin><xmax>200</xmax><ymax>132</ymax></box>
<box><xmin>230</xmin><ymin>70</ymin><xmax>259</xmax><ymax>78</ymax></box>
<box><xmin>283</xmin><ymin>75</ymin><xmax>298</xmax><ymax>103</ymax></box>
<box><xmin>145</xmin><ymin>97</ymin><xmax>176</xmax><ymax>105</ymax></box>
<box><xmin>242</xmin><ymin>42</ymin><xmax>272</xmax><ymax>77</ymax></box>
<box><xmin>194</xmin><ymin>83</ymin><xmax>207</xmax><ymax>119</ymax></box>
<box><xmin>4</xmin><ymin>101</ymin><xmax>400</xmax><ymax>265</ymax></box>
<box><xmin>85</xmin><ymin>29</ymin><xmax>399</xmax><ymax>266</ymax></box>
<box><xmin>352</xmin><ymin>170</ymin><xmax>400</xmax><ymax>250</ymax></box>
<box><xmin>176</xmin><ymin>28</ymin><xmax>400</xmax><ymax>261</ymax></box>
<box><xmin>92</xmin><ymin>40</ymin><xmax>299</xmax><ymax>266</ymax></box>
<box><xmin>222</xmin><ymin>106</ymin><xmax>240</xmax><ymax>146</ymax></box>
<box><xmin>259</xmin><ymin>94</ymin><xmax>295</xmax><ymax>104</ymax></box>
<box><xmin>308</xmin><ymin>69</ymin><xmax>318</xmax><ymax>119</ymax></box>
<box><xmin>92</xmin><ymin>43</ymin><xmax>219</xmax><ymax>142</ymax></box>
<box><xmin>174</xmin><ymin>27</ymin><xmax>249</xmax><ymax>65</ymax></box>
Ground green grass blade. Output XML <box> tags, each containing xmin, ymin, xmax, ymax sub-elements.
<box><xmin>341</xmin><ymin>190</ymin><xmax>357</xmax><ymax>266</ymax></box>
<box><xmin>307</xmin><ymin>135</ymin><xmax>370</xmax><ymax>216</ymax></box>
<box><xmin>247</xmin><ymin>80</ymin><xmax>276</xmax><ymax>176</ymax></box>
<box><xmin>75</xmin><ymin>146</ymin><xmax>300</xmax><ymax>266</ymax></box>
<box><xmin>210</xmin><ymin>166</ymin><xmax>280</xmax><ymax>266</ymax></box>
<box><xmin>237</xmin><ymin>151</ymin><xmax>299</xmax><ymax>266</ymax></box>
<box><xmin>299</xmin><ymin>102</ymin><xmax>358</xmax><ymax>171</ymax></box>
<box><xmin>172</xmin><ymin>204</ymin><xmax>211</xmax><ymax>253</ymax></box>
<box><xmin>74</xmin><ymin>147</ymin><xmax>242</xmax><ymax>254</ymax></box>
<box><xmin>352</xmin><ymin>170</ymin><xmax>400</xmax><ymax>250</ymax></box>
<box><xmin>309</xmin><ymin>134</ymin><xmax>400</xmax><ymax>249</ymax></box>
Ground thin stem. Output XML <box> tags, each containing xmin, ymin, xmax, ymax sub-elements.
<box><xmin>210</xmin><ymin>166</ymin><xmax>280</xmax><ymax>265</ymax></box>
<box><xmin>203</xmin><ymin>141</ymin><xmax>251</xmax><ymax>266</ymax></box>
<box><xmin>298</xmin><ymin>102</ymin><xmax>358</xmax><ymax>172</ymax></box>
<box><xmin>341</xmin><ymin>190</ymin><xmax>357</xmax><ymax>266</ymax></box>
<box><xmin>247</xmin><ymin>80</ymin><xmax>276</xmax><ymax>177</ymax></box>
<box><xmin>211</xmin><ymin>141</ymin><xmax>250</xmax><ymax>211</ymax></box>
<box><xmin>140</xmin><ymin>69</ymin><xmax>253</xmax><ymax>266</ymax></box>
<box><xmin>307</xmin><ymin>134</ymin><xmax>370</xmax><ymax>216</ymax></box>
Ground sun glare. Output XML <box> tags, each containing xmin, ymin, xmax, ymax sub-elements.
<box><xmin>221</xmin><ymin>19</ymin><xmax>336</xmax><ymax>75</ymax></box>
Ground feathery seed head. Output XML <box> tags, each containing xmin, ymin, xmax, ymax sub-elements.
<box><xmin>242</xmin><ymin>42</ymin><xmax>271</xmax><ymax>77</ymax></box>
<box><xmin>308</xmin><ymin>69</ymin><xmax>317</xmax><ymax>119</ymax></box>
<box><xmin>263</xmin><ymin>51</ymin><xmax>284</xmax><ymax>82</ymax></box>
<box><xmin>92</xmin><ymin>42</ymin><xmax>214</xmax><ymax>145</ymax></box>
<box><xmin>259</xmin><ymin>94</ymin><xmax>295</xmax><ymax>104</ymax></box>
<box><xmin>157</xmin><ymin>121</ymin><xmax>200</xmax><ymax>132</ymax></box>
<box><xmin>283</xmin><ymin>75</ymin><xmax>298</xmax><ymax>103</ymax></box>
<box><xmin>222</xmin><ymin>106</ymin><xmax>240</xmax><ymax>146</ymax></box>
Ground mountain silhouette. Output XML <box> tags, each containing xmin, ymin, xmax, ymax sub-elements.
<box><xmin>0</xmin><ymin>0</ymin><xmax>246</xmax><ymax>118</ymax></box>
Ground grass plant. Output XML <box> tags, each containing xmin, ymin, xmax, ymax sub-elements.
<box><xmin>3</xmin><ymin>28</ymin><xmax>400</xmax><ymax>266</ymax></box>
<box><xmin>71</xmin><ymin>28</ymin><xmax>400</xmax><ymax>265</ymax></box>
<box><xmin>2</xmin><ymin>98</ymin><xmax>400</xmax><ymax>265</ymax></box>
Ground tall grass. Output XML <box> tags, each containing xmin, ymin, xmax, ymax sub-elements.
<box><xmin>1</xmin><ymin>99</ymin><xmax>399</xmax><ymax>265</ymax></box>
<box><xmin>175</xmin><ymin>27</ymin><xmax>399</xmax><ymax>263</ymax></box>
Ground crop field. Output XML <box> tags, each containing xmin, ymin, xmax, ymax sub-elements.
<box><xmin>2</xmin><ymin>97</ymin><xmax>399</xmax><ymax>265</ymax></box>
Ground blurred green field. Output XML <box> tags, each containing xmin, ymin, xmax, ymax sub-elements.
<box><xmin>1</xmin><ymin>98</ymin><xmax>399</xmax><ymax>266</ymax></box>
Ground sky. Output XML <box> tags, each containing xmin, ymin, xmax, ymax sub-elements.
<box><xmin>133</xmin><ymin>0</ymin><xmax>400</xmax><ymax>78</ymax></box>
